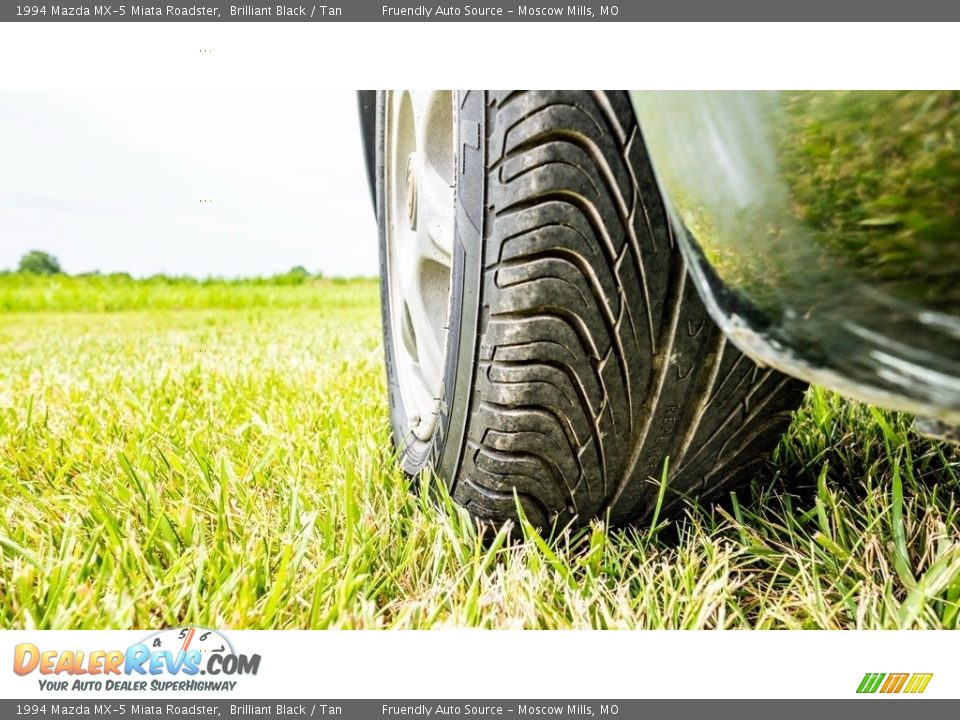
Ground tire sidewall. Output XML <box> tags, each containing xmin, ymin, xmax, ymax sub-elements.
<box><xmin>378</xmin><ymin>90</ymin><xmax>485</xmax><ymax>484</ymax></box>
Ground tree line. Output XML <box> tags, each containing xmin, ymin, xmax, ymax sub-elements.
<box><xmin>7</xmin><ymin>250</ymin><xmax>350</xmax><ymax>283</ymax></box>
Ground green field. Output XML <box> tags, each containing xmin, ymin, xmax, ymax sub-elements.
<box><xmin>1</xmin><ymin>275</ymin><xmax>958</xmax><ymax>629</ymax></box>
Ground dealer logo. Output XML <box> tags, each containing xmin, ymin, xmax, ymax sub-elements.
<box><xmin>13</xmin><ymin>626</ymin><xmax>260</xmax><ymax>692</ymax></box>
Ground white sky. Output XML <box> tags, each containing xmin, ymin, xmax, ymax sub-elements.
<box><xmin>0</xmin><ymin>90</ymin><xmax>378</xmax><ymax>278</ymax></box>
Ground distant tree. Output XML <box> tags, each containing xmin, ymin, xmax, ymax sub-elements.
<box><xmin>18</xmin><ymin>250</ymin><xmax>61</xmax><ymax>275</ymax></box>
<box><xmin>270</xmin><ymin>265</ymin><xmax>311</xmax><ymax>285</ymax></box>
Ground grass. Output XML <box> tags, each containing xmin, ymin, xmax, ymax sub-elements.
<box><xmin>780</xmin><ymin>91</ymin><xmax>960</xmax><ymax>306</ymax></box>
<box><xmin>0</xmin><ymin>271</ymin><xmax>373</xmax><ymax>312</ymax></box>
<box><xmin>1</xmin><ymin>276</ymin><xmax>959</xmax><ymax>629</ymax></box>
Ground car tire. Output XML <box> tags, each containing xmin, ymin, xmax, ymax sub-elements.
<box><xmin>378</xmin><ymin>90</ymin><xmax>807</xmax><ymax>529</ymax></box>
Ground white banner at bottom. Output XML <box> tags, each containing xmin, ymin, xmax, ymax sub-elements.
<box><xmin>0</xmin><ymin>630</ymin><xmax>950</xmax><ymax>699</ymax></box>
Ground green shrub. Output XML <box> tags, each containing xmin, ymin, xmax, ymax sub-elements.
<box><xmin>17</xmin><ymin>250</ymin><xmax>61</xmax><ymax>275</ymax></box>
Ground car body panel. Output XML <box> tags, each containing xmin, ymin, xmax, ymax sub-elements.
<box><xmin>632</xmin><ymin>91</ymin><xmax>960</xmax><ymax>423</ymax></box>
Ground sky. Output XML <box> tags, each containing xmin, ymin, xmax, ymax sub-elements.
<box><xmin>0</xmin><ymin>90</ymin><xmax>378</xmax><ymax>278</ymax></box>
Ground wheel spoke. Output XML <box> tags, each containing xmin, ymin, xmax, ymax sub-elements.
<box><xmin>409</xmin><ymin>91</ymin><xmax>456</xmax><ymax>184</ymax></box>
<box><xmin>415</xmin><ymin>160</ymin><xmax>455</xmax><ymax>266</ymax></box>
<box><xmin>403</xmin><ymin>273</ymin><xmax>444</xmax><ymax>396</ymax></box>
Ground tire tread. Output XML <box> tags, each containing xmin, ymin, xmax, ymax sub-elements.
<box><xmin>447</xmin><ymin>91</ymin><xmax>806</xmax><ymax>528</ymax></box>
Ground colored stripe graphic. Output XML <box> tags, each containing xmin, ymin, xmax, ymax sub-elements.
<box><xmin>857</xmin><ymin>672</ymin><xmax>932</xmax><ymax>694</ymax></box>
<box><xmin>881</xmin><ymin>673</ymin><xmax>909</xmax><ymax>693</ymax></box>
<box><xmin>857</xmin><ymin>673</ymin><xmax>885</xmax><ymax>693</ymax></box>
<box><xmin>904</xmin><ymin>673</ymin><xmax>933</xmax><ymax>694</ymax></box>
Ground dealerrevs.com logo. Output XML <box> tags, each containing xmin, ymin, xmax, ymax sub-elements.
<box><xmin>13</xmin><ymin>627</ymin><xmax>261</xmax><ymax>692</ymax></box>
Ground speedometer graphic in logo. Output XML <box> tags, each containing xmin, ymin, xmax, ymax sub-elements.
<box><xmin>143</xmin><ymin>627</ymin><xmax>233</xmax><ymax>657</ymax></box>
